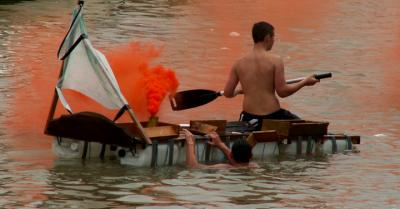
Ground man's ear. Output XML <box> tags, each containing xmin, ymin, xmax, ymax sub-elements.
<box><xmin>264</xmin><ymin>34</ymin><xmax>272</xmax><ymax>41</ymax></box>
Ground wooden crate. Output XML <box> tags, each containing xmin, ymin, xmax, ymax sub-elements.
<box><xmin>261</xmin><ymin>119</ymin><xmax>329</xmax><ymax>137</ymax></box>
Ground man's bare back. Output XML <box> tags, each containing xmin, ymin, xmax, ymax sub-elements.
<box><xmin>231</xmin><ymin>49</ymin><xmax>282</xmax><ymax>115</ymax></box>
<box><xmin>223</xmin><ymin>21</ymin><xmax>318</xmax><ymax>117</ymax></box>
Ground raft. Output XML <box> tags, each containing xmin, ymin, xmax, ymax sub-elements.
<box><xmin>45</xmin><ymin>1</ymin><xmax>360</xmax><ymax>167</ymax></box>
<box><xmin>48</xmin><ymin>113</ymin><xmax>360</xmax><ymax>167</ymax></box>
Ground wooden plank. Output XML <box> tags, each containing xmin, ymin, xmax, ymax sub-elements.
<box><xmin>261</xmin><ymin>119</ymin><xmax>303</xmax><ymax>136</ymax></box>
<box><xmin>119</xmin><ymin>122</ymin><xmax>180</xmax><ymax>141</ymax></box>
<box><xmin>246</xmin><ymin>130</ymin><xmax>280</xmax><ymax>147</ymax></box>
<box><xmin>144</xmin><ymin>125</ymin><xmax>180</xmax><ymax>140</ymax></box>
<box><xmin>290</xmin><ymin>122</ymin><xmax>328</xmax><ymax>136</ymax></box>
<box><xmin>190</xmin><ymin>120</ymin><xmax>226</xmax><ymax>134</ymax></box>
<box><xmin>323</xmin><ymin>135</ymin><xmax>361</xmax><ymax>144</ymax></box>
<box><xmin>189</xmin><ymin>121</ymin><xmax>218</xmax><ymax>135</ymax></box>
<box><xmin>262</xmin><ymin>119</ymin><xmax>329</xmax><ymax>137</ymax></box>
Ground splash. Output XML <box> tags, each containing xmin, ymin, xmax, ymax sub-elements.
<box><xmin>106</xmin><ymin>41</ymin><xmax>179</xmax><ymax>117</ymax></box>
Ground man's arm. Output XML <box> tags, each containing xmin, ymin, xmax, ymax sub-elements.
<box><xmin>223</xmin><ymin>63</ymin><xmax>241</xmax><ymax>98</ymax></box>
<box><xmin>183</xmin><ymin>129</ymin><xmax>199</xmax><ymax>168</ymax></box>
<box><xmin>274</xmin><ymin>56</ymin><xmax>319</xmax><ymax>98</ymax></box>
<box><xmin>207</xmin><ymin>132</ymin><xmax>236</xmax><ymax>165</ymax></box>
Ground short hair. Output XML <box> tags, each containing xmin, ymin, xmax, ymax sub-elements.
<box><xmin>231</xmin><ymin>139</ymin><xmax>252</xmax><ymax>163</ymax></box>
<box><xmin>252</xmin><ymin>21</ymin><xmax>274</xmax><ymax>43</ymax></box>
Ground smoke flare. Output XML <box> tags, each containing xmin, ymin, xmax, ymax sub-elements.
<box><xmin>106</xmin><ymin>41</ymin><xmax>179</xmax><ymax>117</ymax></box>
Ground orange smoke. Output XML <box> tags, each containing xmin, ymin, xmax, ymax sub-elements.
<box><xmin>106</xmin><ymin>41</ymin><xmax>179</xmax><ymax>117</ymax></box>
<box><xmin>144</xmin><ymin>65</ymin><xmax>179</xmax><ymax>116</ymax></box>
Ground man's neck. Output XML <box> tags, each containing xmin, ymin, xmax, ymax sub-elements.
<box><xmin>253</xmin><ymin>43</ymin><xmax>269</xmax><ymax>52</ymax></box>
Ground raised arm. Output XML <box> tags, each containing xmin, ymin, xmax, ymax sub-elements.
<box><xmin>274</xmin><ymin>56</ymin><xmax>319</xmax><ymax>98</ymax></box>
<box><xmin>183</xmin><ymin>129</ymin><xmax>199</xmax><ymax>168</ymax></box>
<box><xmin>207</xmin><ymin>132</ymin><xmax>236</xmax><ymax>165</ymax></box>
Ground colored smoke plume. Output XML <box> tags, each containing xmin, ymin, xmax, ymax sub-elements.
<box><xmin>106</xmin><ymin>41</ymin><xmax>178</xmax><ymax>117</ymax></box>
<box><xmin>144</xmin><ymin>65</ymin><xmax>179</xmax><ymax>116</ymax></box>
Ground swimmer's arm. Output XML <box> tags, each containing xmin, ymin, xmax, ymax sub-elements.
<box><xmin>208</xmin><ymin>132</ymin><xmax>236</xmax><ymax>165</ymax></box>
<box><xmin>216</xmin><ymin>142</ymin><xmax>236</xmax><ymax>165</ymax></box>
<box><xmin>183</xmin><ymin>129</ymin><xmax>199</xmax><ymax>168</ymax></box>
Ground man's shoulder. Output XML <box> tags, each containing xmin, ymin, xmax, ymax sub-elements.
<box><xmin>265</xmin><ymin>51</ymin><xmax>282</xmax><ymax>60</ymax></box>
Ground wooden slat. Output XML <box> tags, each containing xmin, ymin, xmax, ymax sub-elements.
<box><xmin>119</xmin><ymin>122</ymin><xmax>180</xmax><ymax>141</ymax></box>
<box><xmin>246</xmin><ymin>130</ymin><xmax>280</xmax><ymax>147</ymax></box>
<box><xmin>290</xmin><ymin>122</ymin><xmax>328</xmax><ymax>136</ymax></box>
<box><xmin>190</xmin><ymin>120</ymin><xmax>226</xmax><ymax>134</ymax></box>
<box><xmin>262</xmin><ymin>119</ymin><xmax>329</xmax><ymax>137</ymax></box>
<box><xmin>189</xmin><ymin>121</ymin><xmax>218</xmax><ymax>135</ymax></box>
<box><xmin>323</xmin><ymin>135</ymin><xmax>361</xmax><ymax>144</ymax></box>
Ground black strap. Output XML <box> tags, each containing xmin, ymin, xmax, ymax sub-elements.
<box><xmin>331</xmin><ymin>136</ymin><xmax>338</xmax><ymax>154</ymax></box>
<box><xmin>99</xmin><ymin>144</ymin><xmax>106</xmax><ymax>160</ymax></box>
<box><xmin>296</xmin><ymin>136</ymin><xmax>303</xmax><ymax>155</ymax></box>
<box><xmin>306</xmin><ymin>136</ymin><xmax>313</xmax><ymax>154</ymax></box>
<box><xmin>82</xmin><ymin>141</ymin><xmax>88</xmax><ymax>159</ymax></box>
<box><xmin>113</xmin><ymin>105</ymin><xmax>128</xmax><ymax>122</ymax></box>
<box><xmin>60</xmin><ymin>34</ymin><xmax>87</xmax><ymax>60</ymax></box>
<box><xmin>346</xmin><ymin>135</ymin><xmax>353</xmax><ymax>150</ymax></box>
<box><xmin>168</xmin><ymin>139</ymin><xmax>174</xmax><ymax>166</ymax></box>
<box><xmin>151</xmin><ymin>140</ymin><xmax>159</xmax><ymax>167</ymax></box>
<box><xmin>57</xmin><ymin>2</ymin><xmax>84</xmax><ymax>59</ymax></box>
<box><xmin>205</xmin><ymin>143</ymin><xmax>211</xmax><ymax>163</ymax></box>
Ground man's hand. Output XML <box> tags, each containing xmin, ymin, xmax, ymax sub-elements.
<box><xmin>183</xmin><ymin>129</ymin><xmax>195</xmax><ymax>145</ymax></box>
<box><xmin>304</xmin><ymin>75</ymin><xmax>320</xmax><ymax>86</ymax></box>
<box><xmin>207</xmin><ymin>131</ymin><xmax>236</xmax><ymax>165</ymax></box>
<box><xmin>207</xmin><ymin>131</ymin><xmax>224</xmax><ymax>147</ymax></box>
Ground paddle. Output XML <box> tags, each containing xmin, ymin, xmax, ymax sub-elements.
<box><xmin>170</xmin><ymin>72</ymin><xmax>332</xmax><ymax>111</ymax></box>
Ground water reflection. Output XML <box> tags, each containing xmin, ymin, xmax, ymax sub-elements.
<box><xmin>40</xmin><ymin>159</ymin><xmax>335</xmax><ymax>208</ymax></box>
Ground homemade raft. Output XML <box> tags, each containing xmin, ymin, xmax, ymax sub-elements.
<box><xmin>45</xmin><ymin>1</ymin><xmax>360</xmax><ymax>167</ymax></box>
<box><xmin>48</xmin><ymin>115</ymin><xmax>361</xmax><ymax>167</ymax></box>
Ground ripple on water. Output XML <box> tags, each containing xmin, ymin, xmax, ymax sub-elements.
<box><xmin>115</xmin><ymin>194</ymin><xmax>169</xmax><ymax>204</ymax></box>
<box><xmin>113</xmin><ymin>182</ymin><xmax>156</xmax><ymax>190</ymax></box>
<box><xmin>162</xmin><ymin>178</ymin><xmax>211</xmax><ymax>186</ymax></box>
<box><xmin>136</xmin><ymin>206</ymin><xmax>189</xmax><ymax>209</ymax></box>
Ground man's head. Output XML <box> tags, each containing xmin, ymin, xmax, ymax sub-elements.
<box><xmin>231</xmin><ymin>139</ymin><xmax>253</xmax><ymax>164</ymax></box>
<box><xmin>252</xmin><ymin>21</ymin><xmax>275</xmax><ymax>49</ymax></box>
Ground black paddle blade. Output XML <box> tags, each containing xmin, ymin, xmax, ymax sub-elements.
<box><xmin>170</xmin><ymin>89</ymin><xmax>221</xmax><ymax>111</ymax></box>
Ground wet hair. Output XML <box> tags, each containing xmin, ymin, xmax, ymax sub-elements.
<box><xmin>252</xmin><ymin>21</ymin><xmax>274</xmax><ymax>43</ymax></box>
<box><xmin>231</xmin><ymin>139</ymin><xmax>252</xmax><ymax>163</ymax></box>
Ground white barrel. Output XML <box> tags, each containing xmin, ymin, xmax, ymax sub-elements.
<box><xmin>53</xmin><ymin>137</ymin><xmax>355</xmax><ymax>167</ymax></box>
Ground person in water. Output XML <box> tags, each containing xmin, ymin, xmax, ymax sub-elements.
<box><xmin>183</xmin><ymin>129</ymin><xmax>258</xmax><ymax>169</ymax></box>
<box><xmin>223</xmin><ymin>21</ymin><xmax>320</xmax><ymax>130</ymax></box>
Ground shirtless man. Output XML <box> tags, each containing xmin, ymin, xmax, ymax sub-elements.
<box><xmin>183</xmin><ymin>129</ymin><xmax>258</xmax><ymax>169</ymax></box>
<box><xmin>223</xmin><ymin>21</ymin><xmax>320</xmax><ymax>130</ymax></box>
